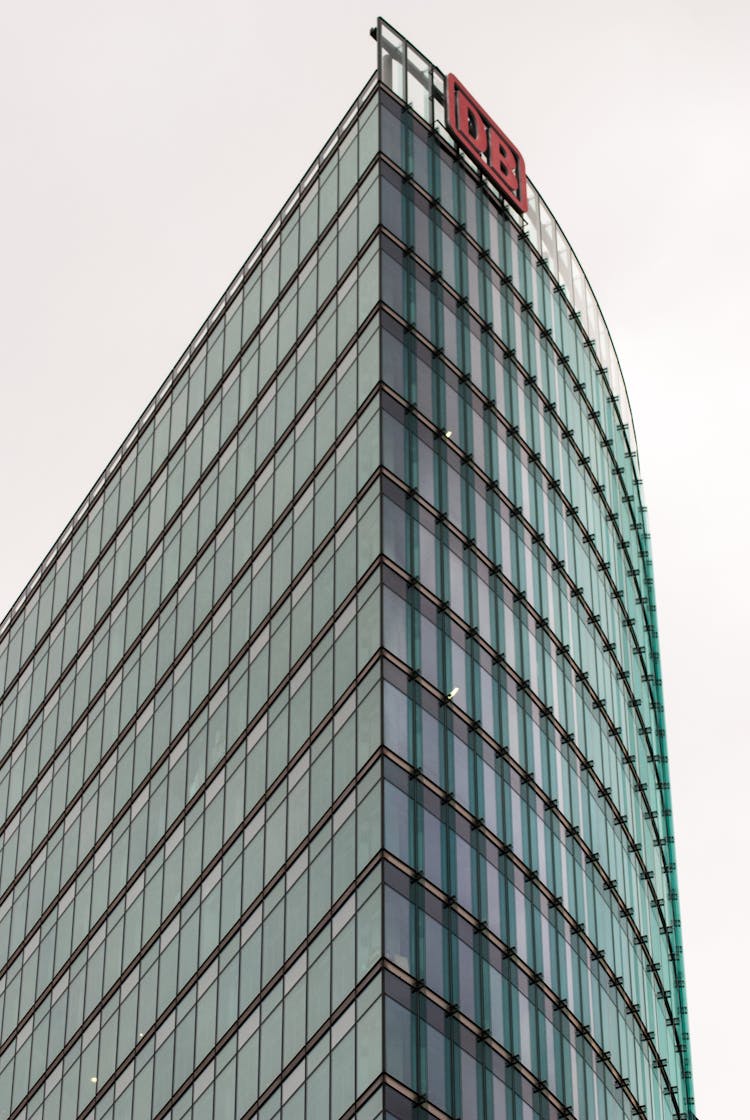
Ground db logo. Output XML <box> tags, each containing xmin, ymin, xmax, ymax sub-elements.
<box><xmin>445</xmin><ymin>74</ymin><xmax>527</xmax><ymax>214</ymax></box>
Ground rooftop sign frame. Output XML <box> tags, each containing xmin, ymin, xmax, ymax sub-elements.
<box><xmin>445</xmin><ymin>73</ymin><xmax>528</xmax><ymax>214</ymax></box>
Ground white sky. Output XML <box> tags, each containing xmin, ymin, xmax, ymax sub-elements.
<box><xmin>1</xmin><ymin>2</ymin><xmax>746</xmax><ymax>1115</ymax></box>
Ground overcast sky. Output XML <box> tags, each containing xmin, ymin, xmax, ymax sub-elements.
<box><xmin>1</xmin><ymin>2</ymin><xmax>747</xmax><ymax>1115</ymax></box>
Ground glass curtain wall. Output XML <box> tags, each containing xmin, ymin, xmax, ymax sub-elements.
<box><xmin>374</xmin><ymin>25</ymin><xmax>694</xmax><ymax>1120</ymax></box>
<box><xmin>0</xmin><ymin>82</ymin><xmax>387</xmax><ymax>1120</ymax></box>
<box><xmin>0</xmin><ymin>20</ymin><xmax>694</xmax><ymax>1120</ymax></box>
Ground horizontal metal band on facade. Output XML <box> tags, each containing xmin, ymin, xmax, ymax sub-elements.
<box><xmin>376</xmin><ymin>382</ymin><xmax>672</xmax><ymax>848</ymax></box>
<box><xmin>377</xmin><ymin>427</ymin><xmax>670</xmax><ymax>856</ymax></box>
<box><xmin>381</xmin><ymin>969</ymin><xmax>644</xmax><ymax>1120</ymax></box>
<box><xmin>0</xmin><ymin>490</ymin><xmax>387</xmax><ymax>963</ymax></box>
<box><xmin>0</xmin><ymin>315</ymin><xmax>671</xmax><ymax>981</ymax></box>
<box><xmin>376</xmin><ymin>555</ymin><xmax>684</xmax><ymax>1021</ymax></box>
<box><xmin>245</xmin><ymin>1076</ymin><xmax>389</xmax><ymax>1120</ymax></box>
<box><xmin>156</xmin><ymin>919</ymin><xmax>663</xmax><ymax>1120</ymax></box>
<box><xmin>379</xmin><ymin>867</ymin><xmax>660</xmax><ymax>1120</ymax></box>
<box><xmin>3</xmin><ymin>711</ymin><xmax>381</xmax><ymax>1109</ymax></box>
<box><xmin>324</xmin><ymin>1079</ymin><xmax>390</xmax><ymax>1120</ymax></box>
<box><xmin>0</xmin><ymin>360</ymin><xmax>385</xmax><ymax>1075</ymax></box>
<box><xmin>0</xmin><ymin>292</ymin><xmax>383</xmax><ymax>864</ymax></box>
<box><xmin>376</xmin><ymin>647</ymin><xmax>685</xmax><ymax>1090</ymax></box>
<box><xmin>1</xmin><ymin>492</ymin><xmax>689</xmax><ymax>1102</ymax></box>
<box><xmin>0</xmin><ymin>381</ymin><xmax>382</xmax><ymax>945</ymax></box>
<box><xmin>374</xmin><ymin>341</ymin><xmax>673</xmax><ymax>885</ymax></box>
<box><xmin>6</xmin><ymin>678</ymin><xmax>386</xmax><ymax>1118</ymax></box>
<box><xmin>1</xmin><ymin>208</ymin><xmax>662</xmax><ymax>864</ymax></box>
<box><xmin>379</xmin><ymin>746</ymin><xmax>683</xmax><ymax>1113</ymax></box>
<box><xmin>0</xmin><ymin>288</ymin><xmax>382</xmax><ymax>810</ymax></box>
<box><xmin>0</xmin><ymin>181</ymin><xmax>384</xmax><ymax>749</ymax></box>
<box><xmin>1</xmin><ymin>358</ymin><xmax>671</xmax><ymax>1008</ymax></box>
<box><xmin>232</xmin><ymin>971</ymin><xmax>383</xmax><ymax>1120</ymax></box>
<box><xmin>79</xmin><ymin>863</ymin><xmax>385</xmax><ymax>1120</ymax></box>
<box><xmin>374</xmin><ymin>207</ymin><xmax>654</xmax><ymax>633</ymax></box>
<box><xmin>5</xmin><ymin>676</ymin><xmax>685</xmax><ymax>1115</ymax></box>
<box><xmin>0</xmin><ymin>96</ymin><xmax>383</xmax><ymax>716</ymax></box>
<box><xmin>378</xmin><ymin>626</ymin><xmax>686</xmax><ymax>1088</ymax></box>
<box><xmin>376</xmin><ymin>587</ymin><xmax>679</xmax><ymax>961</ymax></box>
<box><xmin>372</xmin><ymin>265</ymin><xmax>687</xmax><ymax>1057</ymax></box>
<box><xmin>0</xmin><ymin>532</ymin><xmax>385</xmax><ymax>1051</ymax></box>
<box><xmin>0</xmin><ymin>407</ymin><xmax>689</xmax><ymax>1115</ymax></box>
<box><xmin>0</xmin><ymin>127</ymin><xmax>653</xmax><ymax>766</ymax></box>
<box><xmin>375</xmin><ymin>298</ymin><xmax>660</xmax><ymax>744</ymax></box>
<box><xmin>376</xmin><ymin>367</ymin><xmax>664</xmax><ymax>770</ymax></box>
<box><xmin>373</xmin><ymin>202</ymin><xmax>657</xmax><ymax>684</ymax></box>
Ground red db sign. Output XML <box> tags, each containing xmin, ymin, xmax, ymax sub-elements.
<box><xmin>445</xmin><ymin>75</ymin><xmax>527</xmax><ymax>214</ymax></box>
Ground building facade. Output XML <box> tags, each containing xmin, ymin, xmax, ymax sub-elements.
<box><xmin>0</xmin><ymin>19</ymin><xmax>694</xmax><ymax>1120</ymax></box>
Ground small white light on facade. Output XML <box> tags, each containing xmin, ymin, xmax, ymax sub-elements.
<box><xmin>447</xmin><ymin>686</ymin><xmax>459</xmax><ymax>700</ymax></box>
<box><xmin>90</xmin><ymin>1076</ymin><xmax>97</xmax><ymax>1084</ymax></box>
<box><xmin>444</xmin><ymin>430</ymin><xmax>452</xmax><ymax>439</ymax></box>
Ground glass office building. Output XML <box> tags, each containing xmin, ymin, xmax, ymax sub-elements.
<box><xmin>0</xmin><ymin>19</ymin><xmax>695</xmax><ymax>1120</ymax></box>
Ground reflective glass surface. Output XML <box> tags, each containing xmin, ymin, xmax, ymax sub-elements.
<box><xmin>0</xmin><ymin>22</ymin><xmax>694</xmax><ymax>1120</ymax></box>
<box><xmin>372</xmin><ymin>24</ymin><xmax>694</xmax><ymax>1119</ymax></box>
<box><xmin>0</xmin><ymin>86</ymin><xmax>386</xmax><ymax>1120</ymax></box>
